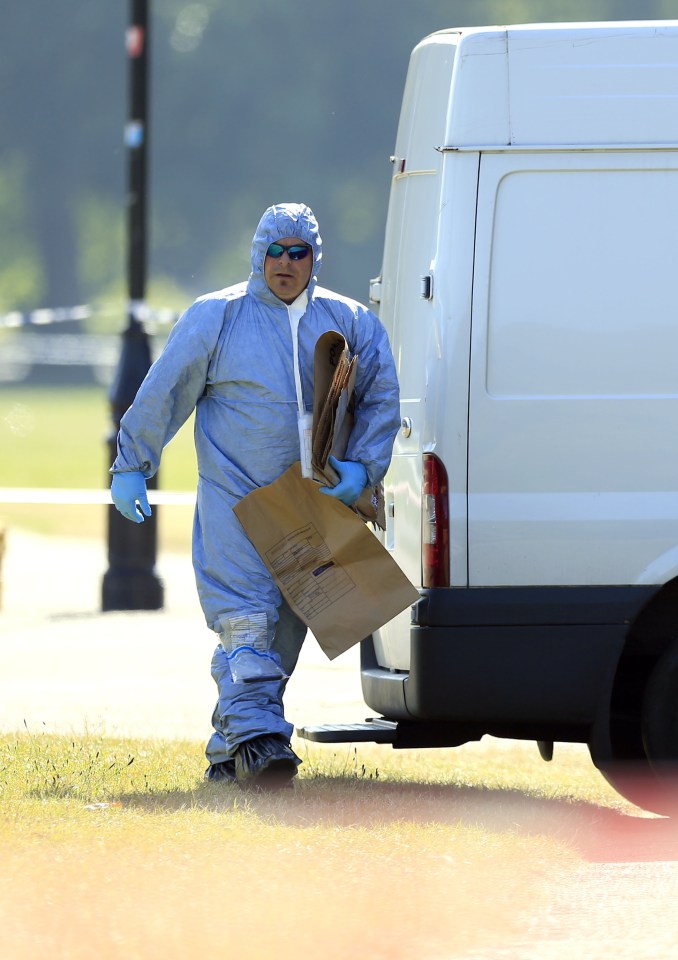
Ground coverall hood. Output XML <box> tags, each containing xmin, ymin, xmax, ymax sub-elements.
<box><xmin>247</xmin><ymin>202</ymin><xmax>322</xmax><ymax>305</ymax></box>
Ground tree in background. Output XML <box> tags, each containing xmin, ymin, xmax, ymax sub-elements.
<box><xmin>0</xmin><ymin>0</ymin><xmax>673</xmax><ymax>314</ymax></box>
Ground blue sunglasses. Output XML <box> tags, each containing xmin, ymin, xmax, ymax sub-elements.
<box><xmin>266</xmin><ymin>242</ymin><xmax>312</xmax><ymax>261</ymax></box>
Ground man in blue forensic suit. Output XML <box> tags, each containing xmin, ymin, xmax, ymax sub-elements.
<box><xmin>110</xmin><ymin>202</ymin><xmax>400</xmax><ymax>789</ymax></box>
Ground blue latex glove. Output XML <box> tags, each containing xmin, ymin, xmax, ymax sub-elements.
<box><xmin>111</xmin><ymin>470</ymin><xmax>151</xmax><ymax>523</ymax></box>
<box><xmin>320</xmin><ymin>456</ymin><xmax>368</xmax><ymax>507</ymax></box>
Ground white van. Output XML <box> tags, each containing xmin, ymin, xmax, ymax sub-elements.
<box><xmin>298</xmin><ymin>21</ymin><xmax>678</xmax><ymax>814</ymax></box>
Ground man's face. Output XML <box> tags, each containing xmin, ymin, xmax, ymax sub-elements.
<box><xmin>264</xmin><ymin>236</ymin><xmax>313</xmax><ymax>304</ymax></box>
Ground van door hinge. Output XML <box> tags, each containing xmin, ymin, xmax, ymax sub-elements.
<box><xmin>369</xmin><ymin>275</ymin><xmax>382</xmax><ymax>305</ymax></box>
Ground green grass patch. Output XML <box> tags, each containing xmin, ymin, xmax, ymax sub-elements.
<box><xmin>0</xmin><ymin>386</ymin><xmax>196</xmax><ymax>550</ymax></box>
<box><xmin>0</xmin><ymin>385</ymin><xmax>197</xmax><ymax>489</ymax></box>
<box><xmin>1</xmin><ymin>385</ymin><xmax>111</xmax><ymax>488</ymax></box>
<box><xmin>0</xmin><ymin>731</ymin><xmax>626</xmax><ymax>812</ymax></box>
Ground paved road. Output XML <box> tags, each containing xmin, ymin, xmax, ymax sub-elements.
<box><xmin>0</xmin><ymin>528</ymin><xmax>366</xmax><ymax>741</ymax></box>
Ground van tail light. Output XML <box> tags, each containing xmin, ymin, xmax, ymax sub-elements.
<box><xmin>422</xmin><ymin>453</ymin><xmax>450</xmax><ymax>588</ymax></box>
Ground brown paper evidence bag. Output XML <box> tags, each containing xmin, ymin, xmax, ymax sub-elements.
<box><xmin>234</xmin><ymin>331</ymin><xmax>419</xmax><ymax>660</ymax></box>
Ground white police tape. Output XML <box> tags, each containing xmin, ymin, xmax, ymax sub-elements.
<box><xmin>0</xmin><ymin>302</ymin><xmax>179</xmax><ymax>330</ymax></box>
<box><xmin>0</xmin><ymin>305</ymin><xmax>95</xmax><ymax>329</ymax></box>
<box><xmin>0</xmin><ymin>489</ymin><xmax>195</xmax><ymax>505</ymax></box>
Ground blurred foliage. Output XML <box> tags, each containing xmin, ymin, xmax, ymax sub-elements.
<box><xmin>0</xmin><ymin>158</ymin><xmax>45</xmax><ymax>310</ymax></box>
<box><xmin>0</xmin><ymin>0</ymin><xmax>674</xmax><ymax>312</ymax></box>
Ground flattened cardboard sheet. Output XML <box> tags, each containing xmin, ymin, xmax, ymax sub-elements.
<box><xmin>311</xmin><ymin>330</ymin><xmax>385</xmax><ymax>529</ymax></box>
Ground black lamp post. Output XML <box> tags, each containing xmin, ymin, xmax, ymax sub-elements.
<box><xmin>102</xmin><ymin>0</ymin><xmax>163</xmax><ymax>611</ymax></box>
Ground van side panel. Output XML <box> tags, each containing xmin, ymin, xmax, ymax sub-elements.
<box><xmin>374</xmin><ymin>33</ymin><xmax>480</xmax><ymax>670</ymax></box>
<box><xmin>373</xmin><ymin>34</ymin><xmax>457</xmax><ymax>671</ymax></box>
<box><xmin>468</xmin><ymin>152</ymin><xmax>678</xmax><ymax>586</ymax></box>
<box><xmin>375</xmin><ymin>152</ymin><xmax>479</xmax><ymax>671</ymax></box>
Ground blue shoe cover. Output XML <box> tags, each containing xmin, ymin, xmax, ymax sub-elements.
<box><xmin>234</xmin><ymin>734</ymin><xmax>301</xmax><ymax>789</ymax></box>
<box><xmin>204</xmin><ymin>760</ymin><xmax>236</xmax><ymax>783</ymax></box>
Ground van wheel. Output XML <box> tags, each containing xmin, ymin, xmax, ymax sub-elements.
<box><xmin>591</xmin><ymin>715</ymin><xmax>678</xmax><ymax>816</ymax></box>
<box><xmin>595</xmin><ymin>756</ymin><xmax>677</xmax><ymax>816</ymax></box>
<box><xmin>642</xmin><ymin>641</ymin><xmax>678</xmax><ymax>765</ymax></box>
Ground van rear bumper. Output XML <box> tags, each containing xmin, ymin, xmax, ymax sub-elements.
<box><xmin>362</xmin><ymin>585</ymin><xmax>657</xmax><ymax>737</ymax></box>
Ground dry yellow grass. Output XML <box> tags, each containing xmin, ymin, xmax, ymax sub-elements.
<box><xmin>5</xmin><ymin>733</ymin><xmax>678</xmax><ymax>960</ymax></box>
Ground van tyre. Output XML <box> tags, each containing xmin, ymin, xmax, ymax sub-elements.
<box><xmin>593</xmin><ymin>643</ymin><xmax>678</xmax><ymax>816</ymax></box>
<box><xmin>591</xmin><ymin>738</ymin><xmax>670</xmax><ymax>816</ymax></box>
<box><xmin>595</xmin><ymin>757</ymin><xmax>678</xmax><ymax>816</ymax></box>
<box><xmin>590</xmin><ymin>698</ymin><xmax>678</xmax><ymax>816</ymax></box>
<box><xmin>642</xmin><ymin>641</ymin><xmax>678</xmax><ymax>771</ymax></box>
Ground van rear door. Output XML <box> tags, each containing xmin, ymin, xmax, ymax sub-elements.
<box><xmin>467</xmin><ymin>151</ymin><xmax>678</xmax><ymax>587</ymax></box>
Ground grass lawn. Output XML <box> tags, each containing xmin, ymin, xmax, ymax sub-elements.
<box><xmin>1</xmin><ymin>731</ymin><xmax>643</xmax><ymax>960</ymax></box>
<box><xmin>0</xmin><ymin>385</ymin><xmax>196</xmax><ymax>551</ymax></box>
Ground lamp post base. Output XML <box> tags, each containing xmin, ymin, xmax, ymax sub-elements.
<box><xmin>102</xmin><ymin>567</ymin><xmax>164</xmax><ymax>612</ymax></box>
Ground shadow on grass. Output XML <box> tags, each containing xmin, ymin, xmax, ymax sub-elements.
<box><xmin>117</xmin><ymin>772</ymin><xmax>678</xmax><ymax>865</ymax></box>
